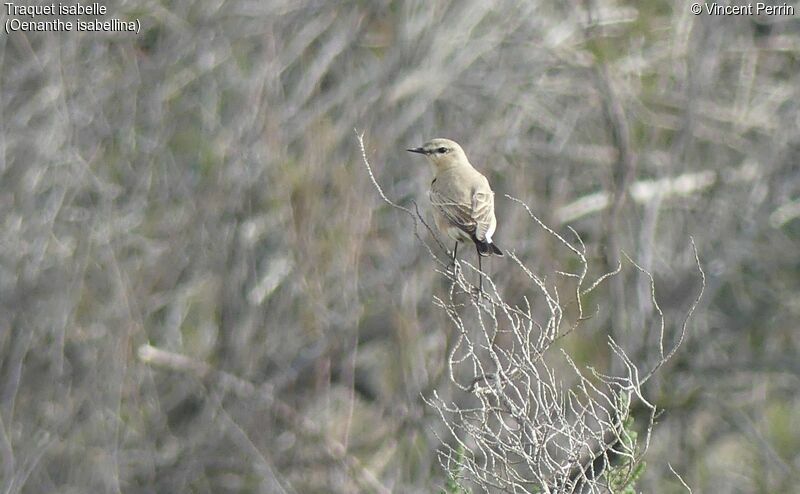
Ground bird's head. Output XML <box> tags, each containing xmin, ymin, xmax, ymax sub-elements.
<box><xmin>406</xmin><ymin>138</ymin><xmax>468</xmax><ymax>170</ymax></box>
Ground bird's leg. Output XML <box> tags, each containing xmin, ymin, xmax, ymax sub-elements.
<box><xmin>450</xmin><ymin>242</ymin><xmax>460</xmax><ymax>277</ymax></box>
<box><xmin>477</xmin><ymin>245</ymin><xmax>483</xmax><ymax>298</ymax></box>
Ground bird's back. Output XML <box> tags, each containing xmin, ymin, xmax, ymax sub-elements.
<box><xmin>432</xmin><ymin>164</ymin><xmax>487</xmax><ymax>200</ymax></box>
<box><xmin>430</xmin><ymin>164</ymin><xmax>496</xmax><ymax>243</ymax></box>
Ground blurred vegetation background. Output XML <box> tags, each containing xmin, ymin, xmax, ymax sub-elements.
<box><xmin>0</xmin><ymin>0</ymin><xmax>798</xmax><ymax>492</ymax></box>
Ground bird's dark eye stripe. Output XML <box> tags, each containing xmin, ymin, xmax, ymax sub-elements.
<box><xmin>438</xmin><ymin>147</ymin><xmax>448</xmax><ymax>153</ymax></box>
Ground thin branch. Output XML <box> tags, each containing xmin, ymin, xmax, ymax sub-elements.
<box><xmin>355</xmin><ymin>129</ymin><xmax>447</xmax><ymax>265</ymax></box>
<box><xmin>669</xmin><ymin>463</ymin><xmax>693</xmax><ymax>493</ymax></box>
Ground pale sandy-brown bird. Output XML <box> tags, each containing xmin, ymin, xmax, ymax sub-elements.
<box><xmin>407</xmin><ymin>138</ymin><xmax>503</xmax><ymax>288</ymax></box>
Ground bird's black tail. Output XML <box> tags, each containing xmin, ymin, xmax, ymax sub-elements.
<box><xmin>475</xmin><ymin>238</ymin><xmax>504</xmax><ymax>257</ymax></box>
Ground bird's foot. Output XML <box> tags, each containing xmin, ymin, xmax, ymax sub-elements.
<box><xmin>448</xmin><ymin>260</ymin><xmax>460</xmax><ymax>277</ymax></box>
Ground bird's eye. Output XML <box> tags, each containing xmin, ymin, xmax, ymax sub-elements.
<box><xmin>438</xmin><ymin>147</ymin><xmax>448</xmax><ymax>154</ymax></box>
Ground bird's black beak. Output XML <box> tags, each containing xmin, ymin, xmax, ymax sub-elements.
<box><xmin>406</xmin><ymin>147</ymin><xmax>426</xmax><ymax>154</ymax></box>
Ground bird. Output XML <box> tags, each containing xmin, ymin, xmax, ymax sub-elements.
<box><xmin>407</xmin><ymin>138</ymin><xmax>503</xmax><ymax>292</ymax></box>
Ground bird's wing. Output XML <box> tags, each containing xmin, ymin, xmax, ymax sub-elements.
<box><xmin>429</xmin><ymin>187</ymin><xmax>476</xmax><ymax>235</ymax></box>
<box><xmin>471</xmin><ymin>188</ymin><xmax>495</xmax><ymax>241</ymax></box>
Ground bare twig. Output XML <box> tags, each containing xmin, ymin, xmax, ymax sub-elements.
<box><xmin>355</xmin><ymin>129</ymin><xmax>448</xmax><ymax>265</ymax></box>
<box><xmin>669</xmin><ymin>463</ymin><xmax>693</xmax><ymax>493</ymax></box>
